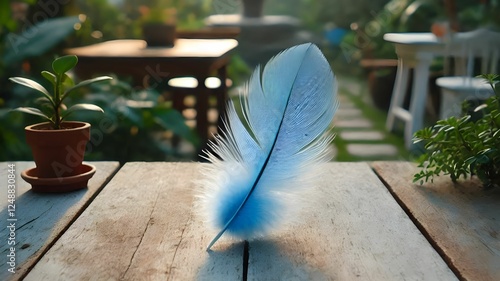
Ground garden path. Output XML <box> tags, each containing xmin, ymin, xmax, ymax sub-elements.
<box><xmin>332</xmin><ymin>75</ymin><xmax>408</xmax><ymax>161</ymax></box>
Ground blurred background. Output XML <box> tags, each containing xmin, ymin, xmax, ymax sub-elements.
<box><xmin>1</xmin><ymin>0</ymin><xmax>499</xmax><ymax>163</ymax></box>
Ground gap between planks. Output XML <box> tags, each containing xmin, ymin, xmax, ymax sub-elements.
<box><xmin>242</xmin><ymin>241</ymin><xmax>249</xmax><ymax>281</ymax></box>
<box><xmin>371</xmin><ymin>164</ymin><xmax>465</xmax><ymax>281</ymax></box>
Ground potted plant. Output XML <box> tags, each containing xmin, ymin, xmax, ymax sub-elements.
<box><xmin>138</xmin><ymin>2</ymin><xmax>177</xmax><ymax>47</ymax></box>
<box><xmin>9</xmin><ymin>55</ymin><xmax>112</xmax><ymax>192</ymax></box>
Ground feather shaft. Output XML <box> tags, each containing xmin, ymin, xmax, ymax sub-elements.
<box><xmin>207</xmin><ymin>85</ymin><xmax>296</xmax><ymax>250</ymax></box>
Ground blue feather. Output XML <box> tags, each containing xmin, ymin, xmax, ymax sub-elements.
<box><xmin>199</xmin><ymin>43</ymin><xmax>338</xmax><ymax>250</ymax></box>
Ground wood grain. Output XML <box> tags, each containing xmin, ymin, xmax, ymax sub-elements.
<box><xmin>24</xmin><ymin>162</ymin><xmax>462</xmax><ymax>280</ymax></box>
<box><xmin>25</xmin><ymin>162</ymin><xmax>243</xmax><ymax>281</ymax></box>
<box><xmin>372</xmin><ymin>161</ymin><xmax>500</xmax><ymax>281</ymax></box>
<box><xmin>247</xmin><ymin>162</ymin><xmax>458</xmax><ymax>280</ymax></box>
<box><xmin>0</xmin><ymin>161</ymin><xmax>119</xmax><ymax>281</ymax></box>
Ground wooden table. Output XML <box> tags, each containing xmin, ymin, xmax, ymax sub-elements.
<box><xmin>65</xmin><ymin>39</ymin><xmax>239</xmax><ymax>143</ymax></box>
<box><xmin>3</xmin><ymin>162</ymin><xmax>498</xmax><ymax>280</ymax></box>
<box><xmin>372</xmin><ymin>162</ymin><xmax>500</xmax><ymax>281</ymax></box>
<box><xmin>0</xmin><ymin>162</ymin><xmax>120</xmax><ymax>281</ymax></box>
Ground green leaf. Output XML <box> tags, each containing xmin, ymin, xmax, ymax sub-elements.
<box><xmin>52</xmin><ymin>55</ymin><xmax>78</xmax><ymax>75</ymax></box>
<box><xmin>464</xmin><ymin>156</ymin><xmax>477</xmax><ymax>166</ymax></box>
<box><xmin>478</xmin><ymin>131</ymin><xmax>490</xmax><ymax>138</ymax></box>
<box><xmin>476</xmin><ymin>154</ymin><xmax>490</xmax><ymax>164</ymax></box>
<box><xmin>34</xmin><ymin>96</ymin><xmax>52</xmax><ymax>104</ymax></box>
<box><xmin>62</xmin><ymin>73</ymin><xmax>75</xmax><ymax>88</ymax></box>
<box><xmin>122</xmin><ymin>107</ymin><xmax>144</xmax><ymax>125</ymax></box>
<box><xmin>493</xmin><ymin>129</ymin><xmax>500</xmax><ymax>138</ymax></box>
<box><xmin>444</xmin><ymin>126</ymin><xmax>455</xmax><ymax>132</ymax></box>
<box><xmin>41</xmin><ymin>71</ymin><xmax>56</xmax><ymax>87</ymax></box>
<box><xmin>62</xmin><ymin>76</ymin><xmax>113</xmax><ymax>100</ymax></box>
<box><xmin>153</xmin><ymin>107</ymin><xmax>200</xmax><ymax>147</ymax></box>
<box><xmin>8</xmin><ymin>77</ymin><xmax>53</xmax><ymax>103</ymax></box>
<box><xmin>3</xmin><ymin>16</ymin><xmax>82</xmax><ymax>65</ymax></box>
<box><xmin>11</xmin><ymin>107</ymin><xmax>51</xmax><ymax>120</ymax></box>
<box><xmin>62</xmin><ymin>104</ymin><xmax>104</xmax><ymax>119</ymax></box>
<box><xmin>458</xmin><ymin>115</ymin><xmax>471</xmax><ymax>125</ymax></box>
<box><xmin>474</xmin><ymin>103</ymin><xmax>488</xmax><ymax>112</ymax></box>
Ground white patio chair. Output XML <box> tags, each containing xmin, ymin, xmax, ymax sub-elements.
<box><xmin>436</xmin><ymin>28</ymin><xmax>500</xmax><ymax>119</ymax></box>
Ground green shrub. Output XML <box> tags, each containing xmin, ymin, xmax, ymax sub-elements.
<box><xmin>413</xmin><ymin>74</ymin><xmax>500</xmax><ymax>189</ymax></box>
<box><xmin>68</xmin><ymin>79</ymin><xmax>201</xmax><ymax>163</ymax></box>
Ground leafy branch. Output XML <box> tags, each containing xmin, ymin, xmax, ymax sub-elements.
<box><xmin>413</xmin><ymin>74</ymin><xmax>500</xmax><ymax>189</ymax></box>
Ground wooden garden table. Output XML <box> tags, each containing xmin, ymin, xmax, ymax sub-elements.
<box><xmin>2</xmin><ymin>161</ymin><xmax>498</xmax><ymax>280</ymax></box>
<box><xmin>65</xmin><ymin>39</ymin><xmax>239</xmax><ymax>144</ymax></box>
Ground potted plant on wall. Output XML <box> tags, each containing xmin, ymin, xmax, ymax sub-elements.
<box><xmin>9</xmin><ymin>55</ymin><xmax>112</xmax><ymax>192</ymax></box>
<box><xmin>138</xmin><ymin>1</ymin><xmax>177</xmax><ymax>47</ymax></box>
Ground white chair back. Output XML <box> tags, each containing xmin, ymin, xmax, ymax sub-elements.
<box><xmin>448</xmin><ymin>28</ymin><xmax>500</xmax><ymax>77</ymax></box>
<box><xmin>437</xmin><ymin>28</ymin><xmax>500</xmax><ymax>119</ymax></box>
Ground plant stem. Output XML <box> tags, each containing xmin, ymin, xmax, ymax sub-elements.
<box><xmin>53</xmin><ymin>74</ymin><xmax>62</xmax><ymax>129</ymax></box>
<box><xmin>456</xmin><ymin>126</ymin><xmax>472</xmax><ymax>153</ymax></box>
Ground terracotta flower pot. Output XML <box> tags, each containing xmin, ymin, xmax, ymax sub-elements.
<box><xmin>25</xmin><ymin>121</ymin><xmax>91</xmax><ymax>178</ymax></box>
<box><xmin>142</xmin><ymin>23</ymin><xmax>176</xmax><ymax>47</ymax></box>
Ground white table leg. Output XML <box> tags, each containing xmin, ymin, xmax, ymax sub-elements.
<box><xmin>406</xmin><ymin>55</ymin><xmax>432</xmax><ymax>148</ymax></box>
<box><xmin>386</xmin><ymin>58</ymin><xmax>410</xmax><ymax>131</ymax></box>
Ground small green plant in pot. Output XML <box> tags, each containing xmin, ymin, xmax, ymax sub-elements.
<box><xmin>10</xmin><ymin>55</ymin><xmax>112</xmax><ymax>192</ymax></box>
<box><xmin>138</xmin><ymin>3</ymin><xmax>177</xmax><ymax>47</ymax></box>
<box><xmin>413</xmin><ymin>74</ymin><xmax>500</xmax><ymax>189</ymax></box>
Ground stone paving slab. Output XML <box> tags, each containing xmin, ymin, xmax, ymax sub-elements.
<box><xmin>346</xmin><ymin>144</ymin><xmax>398</xmax><ymax>157</ymax></box>
<box><xmin>340</xmin><ymin>131</ymin><xmax>385</xmax><ymax>141</ymax></box>
<box><xmin>339</xmin><ymin>80</ymin><xmax>363</xmax><ymax>96</ymax></box>
<box><xmin>336</xmin><ymin>108</ymin><xmax>363</xmax><ymax>118</ymax></box>
<box><xmin>335</xmin><ymin>119</ymin><xmax>373</xmax><ymax>129</ymax></box>
<box><xmin>338</xmin><ymin>102</ymin><xmax>356</xmax><ymax>109</ymax></box>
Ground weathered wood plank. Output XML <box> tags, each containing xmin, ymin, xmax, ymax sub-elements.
<box><xmin>25</xmin><ymin>162</ymin><xmax>243</xmax><ymax>280</ymax></box>
<box><xmin>0</xmin><ymin>161</ymin><xmax>120</xmax><ymax>281</ymax></box>
<box><xmin>372</xmin><ymin>161</ymin><xmax>500</xmax><ymax>281</ymax></box>
<box><xmin>248</xmin><ymin>162</ymin><xmax>458</xmax><ymax>280</ymax></box>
